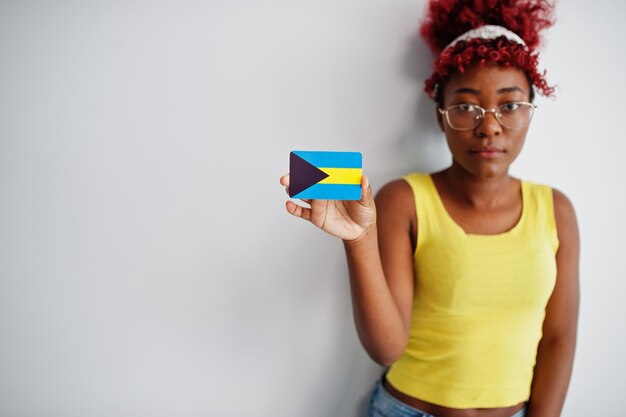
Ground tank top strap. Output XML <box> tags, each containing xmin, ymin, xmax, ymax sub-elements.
<box><xmin>519</xmin><ymin>180</ymin><xmax>560</xmax><ymax>253</ymax></box>
<box><xmin>403</xmin><ymin>172</ymin><xmax>463</xmax><ymax>253</ymax></box>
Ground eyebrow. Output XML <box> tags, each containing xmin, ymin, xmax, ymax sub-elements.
<box><xmin>497</xmin><ymin>86</ymin><xmax>526</xmax><ymax>94</ymax></box>
<box><xmin>451</xmin><ymin>87</ymin><xmax>480</xmax><ymax>95</ymax></box>
<box><xmin>451</xmin><ymin>86</ymin><xmax>526</xmax><ymax>95</ymax></box>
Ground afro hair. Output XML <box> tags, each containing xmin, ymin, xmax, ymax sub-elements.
<box><xmin>420</xmin><ymin>0</ymin><xmax>556</xmax><ymax>101</ymax></box>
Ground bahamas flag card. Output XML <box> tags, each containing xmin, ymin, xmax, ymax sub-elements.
<box><xmin>289</xmin><ymin>151</ymin><xmax>363</xmax><ymax>200</ymax></box>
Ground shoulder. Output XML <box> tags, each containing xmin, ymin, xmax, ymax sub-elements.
<box><xmin>551</xmin><ymin>188</ymin><xmax>574</xmax><ymax>214</ymax></box>
<box><xmin>521</xmin><ymin>180</ymin><xmax>579</xmax><ymax>243</ymax></box>
<box><xmin>376</xmin><ymin>178</ymin><xmax>413</xmax><ymax>204</ymax></box>
<box><xmin>376</xmin><ymin>178</ymin><xmax>414</xmax><ymax>211</ymax></box>
<box><xmin>375</xmin><ymin>178</ymin><xmax>416</xmax><ymax>229</ymax></box>
<box><xmin>524</xmin><ymin>180</ymin><xmax>577</xmax><ymax>227</ymax></box>
<box><xmin>551</xmin><ymin>188</ymin><xmax>578</xmax><ymax>231</ymax></box>
<box><xmin>375</xmin><ymin>172</ymin><xmax>431</xmax><ymax>205</ymax></box>
<box><xmin>549</xmin><ymin>187</ymin><xmax>579</xmax><ymax>247</ymax></box>
<box><xmin>374</xmin><ymin>178</ymin><xmax>417</xmax><ymax>247</ymax></box>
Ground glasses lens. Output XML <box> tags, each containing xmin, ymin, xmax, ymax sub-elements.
<box><xmin>497</xmin><ymin>102</ymin><xmax>534</xmax><ymax>129</ymax></box>
<box><xmin>447</xmin><ymin>104</ymin><xmax>482</xmax><ymax>130</ymax></box>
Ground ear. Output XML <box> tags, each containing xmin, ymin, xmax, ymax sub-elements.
<box><xmin>436</xmin><ymin>106</ymin><xmax>445</xmax><ymax>132</ymax></box>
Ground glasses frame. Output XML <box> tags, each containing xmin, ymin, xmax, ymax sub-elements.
<box><xmin>438</xmin><ymin>101</ymin><xmax>537</xmax><ymax>131</ymax></box>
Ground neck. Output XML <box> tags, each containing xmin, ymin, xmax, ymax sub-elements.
<box><xmin>442</xmin><ymin>163</ymin><xmax>514</xmax><ymax>207</ymax></box>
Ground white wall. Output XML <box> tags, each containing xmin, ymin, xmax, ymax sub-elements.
<box><xmin>1</xmin><ymin>1</ymin><xmax>624</xmax><ymax>416</ymax></box>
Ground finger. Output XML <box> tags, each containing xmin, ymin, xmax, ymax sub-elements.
<box><xmin>280</xmin><ymin>174</ymin><xmax>291</xmax><ymax>196</ymax></box>
<box><xmin>360</xmin><ymin>175</ymin><xmax>373</xmax><ymax>203</ymax></box>
<box><xmin>285</xmin><ymin>200</ymin><xmax>311</xmax><ymax>221</ymax></box>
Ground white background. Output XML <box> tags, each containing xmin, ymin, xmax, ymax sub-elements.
<box><xmin>1</xmin><ymin>1</ymin><xmax>624</xmax><ymax>416</ymax></box>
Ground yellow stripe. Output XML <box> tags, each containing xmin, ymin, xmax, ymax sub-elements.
<box><xmin>318</xmin><ymin>167</ymin><xmax>362</xmax><ymax>184</ymax></box>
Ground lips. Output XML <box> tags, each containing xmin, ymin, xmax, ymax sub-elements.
<box><xmin>470</xmin><ymin>146</ymin><xmax>504</xmax><ymax>158</ymax></box>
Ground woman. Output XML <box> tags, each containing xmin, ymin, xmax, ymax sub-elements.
<box><xmin>280</xmin><ymin>1</ymin><xmax>578</xmax><ymax>417</ymax></box>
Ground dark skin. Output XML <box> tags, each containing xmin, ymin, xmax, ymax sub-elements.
<box><xmin>280</xmin><ymin>63</ymin><xmax>579</xmax><ymax>417</ymax></box>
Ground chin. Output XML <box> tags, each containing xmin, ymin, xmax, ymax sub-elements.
<box><xmin>464</xmin><ymin>163</ymin><xmax>507</xmax><ymax>179</ymax></box>
<box><xmin>452</xmin><ymin>155</ymin><xmax>513</xmax><ymax>179</ymax></box>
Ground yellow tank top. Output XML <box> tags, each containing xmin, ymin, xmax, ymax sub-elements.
<box><xmin>386</xmin><ymin>173</ymin><xmax>559</xmax><ymax>408</ymax></box>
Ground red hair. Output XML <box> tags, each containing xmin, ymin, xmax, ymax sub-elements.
<box><xmin>420</xmin><ymin>0</ymin><xmax>556</xmax><ymax>101</ymax></box>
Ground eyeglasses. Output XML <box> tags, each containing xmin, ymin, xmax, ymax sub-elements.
<box><xmin>438</xmin><ymin>101</ymin><xmax>537</xmax><ymax>131</ymax></box>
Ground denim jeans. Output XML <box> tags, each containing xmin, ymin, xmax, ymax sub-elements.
<box><xmin>367</xmin><ymin>376</ymin><xmax>527</xmax><ymax>417</ymax></box>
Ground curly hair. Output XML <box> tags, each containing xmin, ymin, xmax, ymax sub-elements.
<box><xmin>420</xmin><ymin>0</ymin><xmax>556</xmax><ymax>102</ymax></box>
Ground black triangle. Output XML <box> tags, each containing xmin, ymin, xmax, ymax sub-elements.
<box><xmin>289</xmin><ymin>152</ymin><xmax>330</xmax><ymax>197</ymax></box>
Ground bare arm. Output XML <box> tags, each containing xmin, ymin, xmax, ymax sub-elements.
<box><xmin>527</xmin><ymin>189</ymin><xmax>580</xmax><ymax>417</ymax></box>
<box><xmin>343</xmin><ymin>180</ymin><xmax>415</xmax><ymax>365</ymax></box>
<box><xmin>280</xmin><ymin>175</ymin><xmax>415</xmax><ymax>365</ymax></box>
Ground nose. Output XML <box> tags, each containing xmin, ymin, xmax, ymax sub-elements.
<box><xmin>475</xmin><ymin>110</ymin><xmax>502</xmax><ymax>138</ymax></box>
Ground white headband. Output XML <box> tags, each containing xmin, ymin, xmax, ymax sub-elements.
<box><xmin>444</xmin><ymin>25</ymin><xmax>527</xmax><ymax>50</ymax></box>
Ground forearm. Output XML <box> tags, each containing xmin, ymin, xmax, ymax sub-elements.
<box><xmin>343</xmin><ymin>225</ymin><xmax>408</xmax><ymax>366</ymax></box>
<box><xmin>526</xmin><ymin>337</ymin><xmax>576</xmax><ymax>417</ymax></box>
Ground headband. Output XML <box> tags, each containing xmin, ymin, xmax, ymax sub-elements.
<box><xmin>444</xmin><ymin>25</ymin><xmax>527</xmax><ymax>50</ymax></box>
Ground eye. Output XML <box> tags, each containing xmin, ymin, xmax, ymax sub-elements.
<box><xmin>500</xmin><ymin>102</ymin><xmax>521</xmax><ymax>112</ymax></box>
<box><xmin>455</xmin><ymin>103</ymin><xmax>478</xmax><ymax>112</ymax></box>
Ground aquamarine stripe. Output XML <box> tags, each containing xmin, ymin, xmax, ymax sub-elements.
<box><xmin>292</xmin><ymin>183</ymin><xmax>362</xmax><ymax>200</ymax></box>
<box><xmin>292</xmin><ymin>151</ymin><xmax>361</xmax><ymax>169</ymax></box>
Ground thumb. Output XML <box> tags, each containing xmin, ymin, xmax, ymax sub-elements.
<box><xmin>360</xmin><ymin>175</ymin><xmax>373</xmax><ymax>204</ymax></box>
